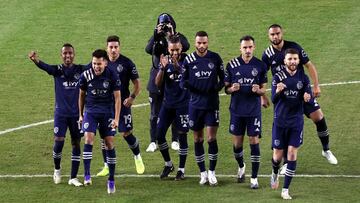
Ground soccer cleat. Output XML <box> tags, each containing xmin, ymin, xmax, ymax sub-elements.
<box><xmin>270</xmin><ymin>171</ymin><xmax>279</xmax><ymax>189</ymax></box>
<box><xmin>237</xmin><ymin>163</ymin><xmax>246</xmax><ymax>183</ymax></box>
<box><xmin>53</xmin><ymin>169</ymin><xmax>61</xmax><ymax>184</ymax></box>
<box><xmin>322</xmin><ymin>150</ymin><xmax>338</xmax><ymax>165</ymax></box>
<box><xmin>199</xmin><ymin>171</ymin><xmax>208</xmax><ymax>185</ymax></box>
<box><xmin>171</xmin><ymin>141</ymin><xmax>180</xmax><ymax>151</ymax></box>
<box><xmin>281</xmin><ymin>188</ymin><xmax>292</xmax><ymax>200</ymax></box>
<box><xmin>174</xmin><ymin>170</ymin><xmax>185</xmax><ymax>181</ymax></box>
<box><xmin>160</xmin><ymin>165</ymin><xmax>174</xmax><ymax>179</ymax></box>
<box><xmin>279</xmin><ymin>163</ymin><xmax>287</xmax><ymax>175</ymax></box>
<box><xmin>84</xmin><ymin>175</ymin><xmax>92</xmax><ymax>186</ymax></box>
<box><xmin>107</xmin><ymin>180</ymin><xmax>116</xmax><ymax>194</ymax></box>
<box><xmin>134</xmin><ymin>154</ymin><xmax>145</xmax><ymax>174</ymax></box>
<box><xmin>208</xmin><ymin>170</ymin><xmax>218</xmax><ymax>186</ymax></box>
<box><xmin>96</xmin><ymin>165</ymin><xmax>109</xmax><ymax>177</ymax></box>
<box><xmin>250</xmin><ymin>178</ymin><xmax>259</xmax><ymax>189</ymax></box>
<box><xmin>146</xmin><ymin>142</ymin><xmax>157</xmax><ymax>152</ymax></box>
<box><xmin>68</xmin><ymin>178</ymin><xmax>83</xmax><ymax>187</ymax></box>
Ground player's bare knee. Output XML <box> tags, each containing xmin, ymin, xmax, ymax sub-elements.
<box><xmin>122</xmin><ymin>131</ymin><xmax>131</xmax><ymax>138</ymax></box>
<box><xmin>54</xmin><ymin>136</ymin><xmax>65</xmax><ymax>142</ymax></box>
<box><xmin>310</xmin><ymin>109</ymin><xmax>324</xmax><ymax>122</ymax></box>
<box><xmin>104</xmin><ymin>137</ymin><xmax>114</xmax><ymax>149</ymax></box>
<box><xmin>249</xmin><ymin>136</ymin><xmax>259</xmax><ymax>145</ymax></box>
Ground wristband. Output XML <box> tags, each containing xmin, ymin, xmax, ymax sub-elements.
<box><xmin>130</xmin><ymin>93</ymin><xmax>136</xmax><ymax>99</ymax></box>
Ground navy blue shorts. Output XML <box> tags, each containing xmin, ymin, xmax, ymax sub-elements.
<box><xmin>118</xmin><ymin>105</ymin><xmax>133</xmax><ymax>133</ymax></box>
<box><xmin>229</xmin><ymin>114</ymin><xmax>261</xmax><ymax>136</ymax></box>
<box><xmin>188</xmin><ymin>107</ymin><xmax>219</xmax><ymax>131</ymax></box>
<box><xmin>157</xmin><ymin>105</ymin><xmax>189</xmax><ymax>133</ymax></box>
<box><xmin>272</xmin><ymin>125</ymin><xmax>303</xmax><ymax>149</ymax></box>
<box><xmin>304</xmin><ymin>98</ymin><xmax>321</xmax><ymax>117</ymax></box>
<box><xmin>82</xmin><ymin>112</ymin><xmax>116</xmax><ymax>138</ymax></box>
<box><xmin>53</xmin><ymin>114</ymin><xmax>82</xmax><ymax>139</ymax></box>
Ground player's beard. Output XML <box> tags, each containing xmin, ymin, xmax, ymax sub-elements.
<box><xmin>196</xmin><ymin>47</ymin><xmax>208</xmax><ymax>55</ymax></box>
<box><xmin>271</xmin><ymin>39</ymin><xmax>282</xmax><ymax>46</ymax></box>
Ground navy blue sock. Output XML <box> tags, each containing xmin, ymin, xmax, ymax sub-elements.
<box><xmin>234</xmin><ymin>146</ymin><xmax>244</xmax><ymax>168</ymax></box>
<box><xmin>106</xmin><ymin>148</ymin><xmax>116</xmax><ymax>181</ymax></box>
<box><xmin>194</xmin><ymin>141</ymin><xmax>206</xmax><ymax>172</ymax></box>
<box><xmin>272</xmin><ymin>158</ymin><xmax>281</xmax><ymax>174</ymax></box>
<box><xmin>70</xmin><ymin>146</ymin><xmax>81</xmax><ymax>179</ymax></box>
<box><xmin>53</xmin><ymin>140</ymin><xmax>64</xmax><ymax>170</ymax></box>
<box><xmin>100</xmin><ymin>139</ymin><xmax>107</xmax><ymax>164</ymax></box>
<box><xmin>208</xmin><ymin>140</ymin><xmax>218</xmax><ymax>171</ymax></box>
<box><xmin>83</xmin><ymin>144</ymin><xmax>93</xmax><ymax>177</ymax></box>
<box><xmin>150</xmin><ymin>118</ymin><xmax>158</xmax><ymax>142</ymax></box>
<box><xmin>284</xmin><ymin>160</ymin><xmax>297</xmax><ymax>189</ymax></box>
<box><xmin>124</xmin><ymin>133</ymin><xmax>140</xmax><ymax>156</ymax></box>
<box><xmin>250</xmin><ymin>144</ymin><xmax>260</xmax><ymax>178</ymax></box>
<box><xmin>158</xmin><ymin>138</ymin><xmax>171</xmax><ymax>162</ymax></box>
<box><xmin>316</xmin><ymin>117</ymin><xmax>330</xmax><ymax>151</ymax></box>
<box><xmin>178</xmin><ymin>133</ymin><xmax>188</xmax><ymax>169</ymax></box>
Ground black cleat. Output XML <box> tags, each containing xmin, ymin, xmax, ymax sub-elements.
<box><xmin>174</xmin><ymin>170</ymin><xmax>185</xmax><ymax>181</ymax></box>
<box><xmin>160</xmin><ymin>165</ymin><xmax>174</xmax><ymax>179</ymax></box>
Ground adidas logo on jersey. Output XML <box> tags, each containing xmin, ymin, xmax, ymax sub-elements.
<box><xmin>192</xmin><ymin>65</ymin><xmax>198</xmax><ymax>70</ymax></box>
<box><xmin>235</xmin><ymin>72</ymin><xmax>241</xmax><ymax>76</ymax></box>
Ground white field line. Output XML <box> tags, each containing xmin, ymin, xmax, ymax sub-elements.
<box><xmin>0</xmin><ymin>174</ymin><xmax>359</xmax><ymax>178</ymax></box>
<box><xmin>1</xmin><ymin>80</ymin><xmax>359</xmax><ymax>136</ymax></box>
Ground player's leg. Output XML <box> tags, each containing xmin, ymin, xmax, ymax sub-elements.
<box><xmin>67</xmin><ymin>117</ymin><xmax>83</xmax><ymax>186</ymax></box>
<box><xmin>205</xmin><ymin>109</ymin><xmax>220</xmax><ymax>186</ymax></box>
<box><xmin>157</xmin><ymin>107</ymin><xmax>175</xmax><ymax>179</ymax></box>
<box><xmin>174</xmin><ymin>106</ymin><xmax>189</xmax><ymax>180</ymax></box>
<box><xmin>147</xmin><ymin>93</ymin><xmax>162</xmax><ymax>152</ymax></box>
<box><xmin>248</xmin><ymin>116</ymin><xmax>261</xmax><ymax>189</ymax></box>
<box><xmin>52</xmin><ymin>115</ymin><xmax>66</xmax><ymax>184</ymax></box>
<box><xmin>230</xmin><ymin>114</ymin><xmax>246</xmax><ymax>183</ymax></box>
<box><xmin>82</xmin><ymin>112</ymin><xmax>97</xmax><ymax>186</ymax></box>
<box><xmin>170</xmin><ymin>122</ymin><xmax>180</xmax><ymax>151</ymax></box>
<box><xmin>96</xmin><ymin>139</ymin><xmax>109</xmax><ymax>177</ymax></box>
<box><xmin>271</xmin><ymin>125</ymin><xmax>285</xmax><ymax>190</ymax></box>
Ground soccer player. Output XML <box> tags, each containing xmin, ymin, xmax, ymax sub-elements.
<box><xmin>270</xmin><ymin>48</ymin><xmax>312</xmax><ymax>200</ymax></box>
<box><xmin>28</xmin><ymin>44</ymin><xmax>84</xmax><ymax>187</ymax></box>
<box><xmin>262</xmin><ymin>24</ymin><xmax>338</xmax><ymax>172</ymax></box>
<box><xmin>78</xmin><ymin>49</ymin><xmax>121</xmax><ymax>194</ymax></box>
<box><xmin>224</xmin><ymin>35</ymin><xmax>267</xmax><ymax>189</ymax></box>
<box><xmin>181</xmin><ymin>31</ymin><xmax>225</xmax><ymax>186</ymax></box>
<box><xmin>96</xmin><ymin>35</ymin><xmax>145</xmax><ymax>177</ymax></box>
<box><xmin>145</xmin><ymin>13</ymin><xmax>190</xmax><ymax>152</ymax></box>
<box><xmin>155</xmin><ymin>35</ymin><xmax>190</xmax><ymax>180</ymax></box>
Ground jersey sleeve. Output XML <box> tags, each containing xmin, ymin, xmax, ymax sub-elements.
<box><xmin>259</xmin><ymin>62</ymin><xmax>268</xmax><ymax>84</ymax></box>
<box><xmin>261</xmin><ymin>52</ymin><xmax>271</xmax><ymax>71</ymax></box>
<box><xmin>180</xmin><ymin>57</ymin><xmax>189</xmax><ymax>90</ymax></box>
<box><xmin>128</xmin><ymin>60</ymin><xmax>140</xmax><ymax>80</ymax></box>
<box><xmin>111</xmin><ymin>71</ymin><xmax>122</xmax><ymax>92</ymax></box>
<box><xmin>295</xmin><ymin>43</ymin><xmax>310</xmax><ymax>65</ymax></box>
<box><xmin>79</xmin><ymin>73</ymin><xmax>87</xmax><ymax>91</ymax></box>
<box><xmin>271</xmin><ymin>75</ymin><xmax>281</xmax><ymax>104</ymax></box>
<box><xmin>303</xmin><ymin>74</ymin><xmax>312</xmax><ymax>95</ymax></box>
<box><xmin>224</xmin><ymin>63</ymin><xmax>232</xmax><ymax>84</ymax></box>
<box><xmin>216</xmin><ymin>54</ymin><xmax>225</xmax><ymax>91</ymax></box>
<box><xmin>179</xmin><ymin>33</ymin><xmax>190</xmax><ymax>53</ymax></box>
<box><xmin>36</xmin><ymin>61</ymin><xmax>60</xmax><ymax>76</ymax></box>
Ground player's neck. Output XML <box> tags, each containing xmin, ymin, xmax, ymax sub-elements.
<box><xmin>241</xmin><ymin>55</ymin><xmax>253</xmax><ymax>64</ymax></box>
<box><xmin>196</xmin><ymin>50</ymin><xmax>207</xmax><ymax>57</ymax></box>
<box><xmin>286</xmin><ymin>67</ymin><xmax>297</xmax><ymax>76</ymax></box>
<box><xmin>63</xmin><ymin>63</ymin><xmax>73</xmax><ymax>68</ymax></box>
<box><xmin>109</xmin><ymin>54</ymin><xmax>120</xmax><ymax>62</ymax></box>
<box><xmin>272</xmin><ymin>40</ymin><xmax>284</xmax><ymax>51</ymax></box>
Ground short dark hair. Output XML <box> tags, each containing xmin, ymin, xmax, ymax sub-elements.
<box><xmin>62</xmin><ymin>43</ymin><xmax>74</xmax><ymax>49</ymax></box>
<box><xmin>168</xmin><ymin>34</ymin><xmax>181</xmax><ymax>44</ymax></box>
<box><xmin>284</xmin><ymin>48</ymin><xmax>299</xmax><ymax>56</ymax></box>
<box><xmin>195</xmin><ymin>31</ymin><xmax>208</xmax><ymax>38</ymax></box>
<box><xmin>240</xmin><ymin>35</ymin><xmax>255</xmax><ymax>44</ymax></box>
<box><xmin>268</xmin><ymin>24</ymin><xmax>282</xmax><ymax>30</ymax></box>
<box><xmin>92</xmin><ymin>49</ymin><xmax>109</xmax><ymax>60</ymax></box>
<box><xmin>107</xmin><ymin>35</ymin><xmax>120</xmax><ymax>44</ymax></box>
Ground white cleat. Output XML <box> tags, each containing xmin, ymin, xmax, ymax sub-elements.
<box><xmin>171</xmin><ymin>141</ymin><xmax>180</xmax><ymax>151</ymax></box>
<box><xmin>107</xmin><ymin>180</ymin><xmax>116</xmax><ymax>194</ymax></box>
<box><xmin>279</xmin><ymin>163</ymin><xmax>287</xmax><ymax>175</ymax></box>
<box><xmin>199</xmin><ymin>171</ymin><xmax>208</xmax><ymax>185</ymax></box>
<box><xmin>53</xmin><ymin>169</ymin><xmax>61</xmax><ymax>184</ymax></box>
<box><xmin>237</xmin><ymin>163</ymin><xmax>246</xmax><ymax>183</ymax></box>
<box><xmin>208</xmin><ymin>170</ymin><xmax>218</xmax><ymax>186</ymax></box>
<box><xmin>322</xmin><ymin>150</ymin><xmax>338</xmax><ymax>165</ymax></box>
<box><xmin>146</xmin><ymin>142</ymin><xmax>157</xmax><ymax>152</ymax></box>
<box><xmin>281</xmin><ymin>188</ymin><xmax>292</xmax><ymax>200</ymax></box>
<box><xmin>250</xmin><ymin>178</ymin><xmax>259</xmax><ymax>189</ymax></box>
<box><xmin>270</xmin><ymin>171</ymin><xmax>279</xmax><ymax>189</ymax></box>
<box><xmin>68</xmin><ymin>178</ymin><xmax>83</xmax><ymax>187</ymax></box>
<box><xmin>83</xmin><ymin>175</ymin><xmax>92</xmax><ymax>186</ymax></box>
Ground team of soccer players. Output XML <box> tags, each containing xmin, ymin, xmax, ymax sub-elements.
<box><xmin>29</xmin><ymin>20</ymin><xmax>338</xmax><ymax>199</ymax></box>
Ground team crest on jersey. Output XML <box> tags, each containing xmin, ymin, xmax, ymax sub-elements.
<box><xmin>74</xmin><ymin>73</ymin><xmax>81</xmax><ymax>80</ymax></box>
<box><xmin>54</xmin><ymin>127</ymin><xmax>59</xmax><ymax>134</ymax></box>
<box><xmin>84</xmin><ymin>122</ymin><xmax>89</xmax><ymax>129</ymax></box>
<box><xmin>274</xmin><ymin>139</ymin><xmax>280</xmax><ymax>147</ymax></box>
<box><xmin>103</xmin><ymin>81</ymin><xmax>110</xmax><ymax>88</ymax></box>
<box><xmin>251</xmin><ymin>68</ymin><xmax>258</xmax><ymax>76</ymax></box>
<box><xmin>132</xmin><ymin>67</ymin><xmax>138</xmax><ymax>75</ymax></box>
<box><xmin>301</xmin><ymin>50</ymin><xmax>308</xmax><ymax>58</ymax></box>
<box><xmin>297</xmin><ymin>81</ymin><xmax>303</xmax><ymax>90</ymax></box>
<box><xmin>230</xmin><ymin>124</ymin><xmax>235</xmax><ymax>132</ymax></box>
<box><xmin>208</xmin><ymin>62</ymin><xmax>215</xmax><ymax>69</ymax></box>
<box><xmin>117</xmin><ymin>64</ymin><xmax>124</xmax><ymax>73</ymax></box>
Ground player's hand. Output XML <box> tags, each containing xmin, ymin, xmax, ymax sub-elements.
<box><xmin>313</xmin><ymin>85</ymin><xmax>321</xmax><ymax>98</ymax></box>
<box><xmin>231</xmin><ymin>83</ymin><xmax>240</xmax><ymax>92</ymax></box>
<box><xmin>160</xmin><ymin>54</ymin><xmax>169</xmax><ymax>69</ymax></box>
<box><xmin>261</xmin><ymin>95</ymin><xmax>270</xmax><ymax>108</ymax></box>
<box><xmin>276</xmin><ymin>82</ymin><xmax>286</xmax><ymax>93</ymax></box>
<box><xmin>156</xmin><ymin>24</ymin><xmax>163</xmax><ymax>34</ymax></box>
<box><xmin>78</xmin><ymin>116</ymin><xmax>83</xmax><ymax>129</ymax></box>
<box><xmin>304</xmin><ymin>92</ymin><xmax>311</xmax><ymax>102</ymax></box>
<box><xmin>28</xmin><ymin>51</ymin><xmax>39</xmax><ymax>63</ymax></box>
<box><xmin>123</xmin><ymin>97</ymin><xmax>134</xmax><ymax>108</ymax></box>
<box><xmin>252</xmin><ymin>84</ymin><xmax>260</xmax><ymax>94</ymax></box>
<box><xmin>111</xmin><ymin>119</ymin><xmax>119</xmax><ymax>129</ymax></box>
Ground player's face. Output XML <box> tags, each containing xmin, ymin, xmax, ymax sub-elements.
<box><xmin>107</xmin><ymin>41</ymin><xmax>120</xmax><ymax>60</ymax></box>
<box><xmin>195</xmin><ymin>36</ymin><xmax>208</xmax><ymax>55</ymax></box>
<box><xmin>92</xmin><ymin>57</ymin><xmax>107</xmax><ymax>76</ymax></box>
<box><xmin>268</xmin><ymin>27</ymin><xmax>283</xmax><ymax>46</ymax></box>
<box><xmin>284</xmin><ymin>53</ymin><xmax>299</xmax><ymax>72</ymax></box>
<box><xmin>168</xmin><ymin>42</ymin><xmax>182</xmax><ymax>61</ymax></box>
<box><xmin>240</xmin><ymin>40</ymin><xmax>255</xmax><ymax>58</ymax></box>
<box><xmin>61</xmin><ymin>46</ymin><xmax>75</xmax><ymax>66</ymax></box>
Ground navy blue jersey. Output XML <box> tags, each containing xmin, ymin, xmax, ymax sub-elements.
<box><xmin>107</xmin><ymin>55</ymin><xmax>139</xmax><ymax>101</ymax></box>
<box><xmin>36</xmin><ymin>61</ymin><xmax>85</xmax><ymax>117</ymax></box>
<box><xmin>225</xmin><ymin>57</ymin><xmax>268</xmax><ymax>116</ymax></box>
<box><xmin>271</xmin><ymin>69</ymin><xmax>312</xmax><ymax>128</ymax></box>
<box><xmin>262</xmin><ymin>40</ymin><xmax>310</xmax><ymax>76</ymax></box>
<box><xmin>162</xmin><ymin>56</ymin><xmax>190</xmax><ymax>108</ymax></box>
<box><xmin>181</xmin><ymin>50</ymin><xmax>225</xmax><ymax>110</ymax></box>
<box><xmin>79</xmin><ymin>67</ymin><xmax>121</xmax><ymax>114</ymax></box>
